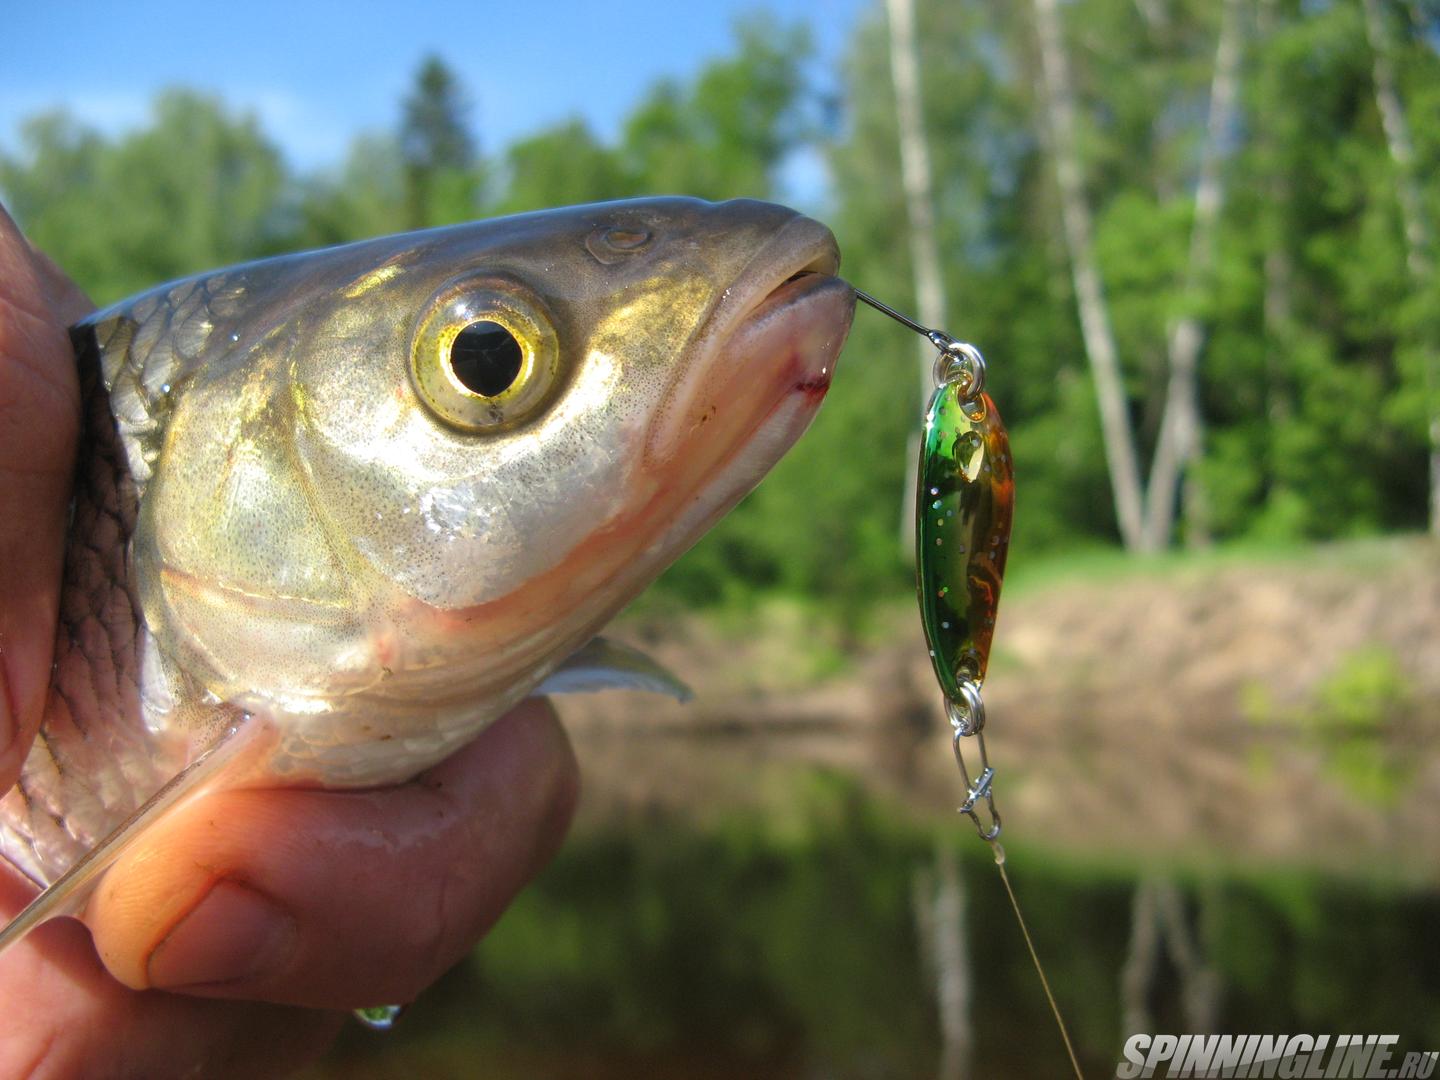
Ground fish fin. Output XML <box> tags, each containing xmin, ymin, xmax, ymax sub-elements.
<box><xmin>0</xmin><ymin>716</ymin><xmax>256</xmax><ymax>958</ymax></box>
<box><xmin>534</xmin><ymin>636</ymin><xmax>693</xmax><ymax>702</ymax></box>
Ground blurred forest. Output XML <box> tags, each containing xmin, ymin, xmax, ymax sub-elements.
<box><xmin>6</xmin><ymin>5</ymin><xmax>1439</xmax><ymax>1073</ymax></box>
<box><xmin>3</xmin><ymin>0</ymin><xmax>1438</xmax><ymax>618</ymax></box>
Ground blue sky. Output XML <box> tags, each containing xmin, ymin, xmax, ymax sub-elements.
<box><xmin>2</xmin><ymin>0</ymin><xmax>872</xmax><ymax>203</ymax></box>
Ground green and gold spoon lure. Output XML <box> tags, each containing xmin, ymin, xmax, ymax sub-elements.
<box><xmin>855</xmin><ymin>289</ymin><xmax>1084</xmax><ymax>1077</ymax></box>
<box><xmin>855</xmin><ymin>289</ymin><xmax>1011</xmax><ymax>842</ymax></box>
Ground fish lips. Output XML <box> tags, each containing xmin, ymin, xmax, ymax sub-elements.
<box><xmin>735</xmin><ymin>269</ymin><xmax>854</xmax><ymax>398</ymax></box>
<box><xmin>645</xmin><ymin>217</ymin><xmax>855</xmax><ymax>470</ymax></box>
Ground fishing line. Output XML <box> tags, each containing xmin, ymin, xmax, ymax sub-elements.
<box><xmin>994</xmin><ymin>842</ymin><xmax>1086</xmax><ymax>1080</ymax></box>
<box><xmin>853</xmin><ymin>286</ymin><xmax>1085</xmax><ymax>1080</ymax></box>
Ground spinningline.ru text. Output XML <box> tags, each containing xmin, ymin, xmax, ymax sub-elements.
<box><xmin>1116</xmin><ymin>1034</ymin><xmax>1438</xmax><ymax>1078</ymax></box>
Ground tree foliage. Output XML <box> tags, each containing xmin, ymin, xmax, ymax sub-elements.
<box><xmin>399</xmin><ymin>55</ymin><xmax>480</xmax><ymax>227</ymax></box>
<box><xmin>1</xmin><ymin>4</ymin><xmax>1436</xmax><ymax>616</ymax></box>
<box><xmin>0</xmin><ymin>90</ymin><xmax>287</xmax><ymax>304</ymax></box>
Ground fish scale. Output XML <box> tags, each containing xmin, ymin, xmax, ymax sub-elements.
<box><xmin>1</xmin><ymin>334</ymin><xmax>186</xmax><ymax>888</ymax></box>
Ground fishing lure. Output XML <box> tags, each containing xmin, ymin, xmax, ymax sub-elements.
<box><xmin>854</xmin><ymin>290</ymin><xmax>1085</xmax><ymax>1078</ymax></box>
<box><xmin>854</xmin><ymin>290</ymin><xmax>1008</xmax><ymax>839</ymax></box>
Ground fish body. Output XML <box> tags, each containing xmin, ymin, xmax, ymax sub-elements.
<box><xmin>0</xmin><ymin>198</ymin><xmax>853</xmax><ymax>923</ymax></box>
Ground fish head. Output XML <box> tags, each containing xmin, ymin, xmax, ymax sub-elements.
<box><xmin>125</xmin><ymin>197</ymin><xmax>853</xmax><ymax>779</ymax></box>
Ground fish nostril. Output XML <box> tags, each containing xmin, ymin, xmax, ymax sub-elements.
<box><xmin>602</xmin><ymin>227</ymin><xmax>650</xmax><ymax>251</ymax></box>
<box><xmin>585</xmin><ymin>224</ymin><xmax>654</xmax><ymax>264</ymax></box>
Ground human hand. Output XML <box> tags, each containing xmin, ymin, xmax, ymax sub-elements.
<box><xmin>0</xmin><ymin>206</ymin><xmax>579</xmax><ymax>1078</ymax></box>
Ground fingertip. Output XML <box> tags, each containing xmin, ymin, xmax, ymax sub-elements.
<box><xmin>144</xmin><ymin>880</ymin><xmax>298</xmax><ymax>992</ymax></box>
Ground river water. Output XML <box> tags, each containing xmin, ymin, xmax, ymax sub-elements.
<box><xmin>308</xmin><ymin>772</ymin><xmax>1440</xmax><ymax>1079</ymax></box>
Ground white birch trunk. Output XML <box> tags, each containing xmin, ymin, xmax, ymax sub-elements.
<box><xmin>1259</xmin><ymin>0</ymin><xmax>1295</xmax><ymax>430</ymax></box>
<box><xmin>1141</xmin><ymin>0</ymin><xmax>1245</xmax><ymax>550</ymax></box>
<box><xmin>1132</xmin><ymin>0</ymin><xmax>1169</xmax><ymax>33</ymax></box>
<box><xmin>1032</xmin><ymin>0</ymin><xmax>1149</xmax><ymax>552</ymax></box>
<box><xmin>885</xmin><ymin>0</ymin><xmax>949</xmax><ymax>559</ymax></box>
<box><xmin>1361</xmin><ymin>0</ymin><xmax>1440</xmax><ymax>536</ymax></box>
<box><xmin>912</xmin><ymin>844</ymin><xmax>972</xmax><ymax>1080</ymax></box>
<box><xmin>885</xmin><ymin>0</ymin><xmax>949</xmax><ymax>403</ymax></box>
<box><xmin>1119</xmin><ymin>879</ymin><xmax>1160</xmax><ymax>1039</ymax></box>
<box><xmin>1154</xmin><ymin>880</ymin><xmax>1221</xmax><ymax>1031</ymax></box>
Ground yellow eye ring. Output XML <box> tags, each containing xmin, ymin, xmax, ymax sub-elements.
<box><xmin>410</xmin><ymin>275</ymin><xmax>559</xmax><ymax>431</ymax></box>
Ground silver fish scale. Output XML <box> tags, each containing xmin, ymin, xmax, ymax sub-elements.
<box><xmin>0</xmin><ymin>314</ymin><xmax>193</xmax><ymax>887</ymax></box>
<box><xmin>0</xmin><ymin>264</ymin><xmax>358</xmax><ymax>888</ymax></box>
<box><xmin>98</xmin><ymin>274</ymin><xmax>242</xmax><ymax>489</ymax></box>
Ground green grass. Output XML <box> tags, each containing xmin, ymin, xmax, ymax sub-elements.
<box><xmin>623</xmin><ymin>533</ymin><xmax>1434</xmax><ymax>683</ymax></box>
<box><xmin>1003</xmin><ymin>532</ymin><xmax>1430</xmax><ymax>599</ymax></box>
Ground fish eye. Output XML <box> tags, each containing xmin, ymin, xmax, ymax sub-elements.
<box><xmin>450</xmin><ymin>321</ymin><xmax>523</xmax><ymax>397</ymax></box>
<box><xmin>410</xmin><ymin>276</ymin><xmax>559</xmax><ymax>432</ymax></box>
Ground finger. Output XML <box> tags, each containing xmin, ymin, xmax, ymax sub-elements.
<box><xmin>0</xmin><ymin>202</ymin><xmax>81</xmax><ymax>405</ymax></box>
<box><xmin>87</xmin><ymin>698</ymin><xmax>578</xmax><ymax>1009</ymax></box>
<box><xmin>27</xmin><ymin>242</ymin><xmax>95</xmax><ymax>327</ymax></box>
<box><xmin>0</xmin><ymin>915</ymin><xmax>341</xmax><ymax>1079</ymax></box>
<box><xmin>0</xmin><ymin>202</ymin><xmax>81</xmax><ymax>786</ymax></box>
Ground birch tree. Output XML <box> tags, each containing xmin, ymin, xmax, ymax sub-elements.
<box><xmin>1033</xmin><ymin>0</ymin><xmax>1245</xmax><ymax>552</ymax></box>
<box><xmin>885</xmin><ymin>0</ymin><xmax>950</xmax><ymax>407</ymax></box>
<box><xmin>912</xmin><ymin>845</ymin><xmax>973</xmax><ymax>1080</ymax></box>
<box><xmin>1141</xmin><ymin>0</ymin><xmax>1245</xmax><ymax>550</ymax></box>
<box><xmin>1032</xmin><ymin>0</ymin><xmax>1149</xmax><ymax>551</ymax></box>
<box><xmin>885</xmin><ymin>0</ymin><xmax>952</xmax><ymax>557</ymax></box>
<box><xmin>1256</xmin><ymin>0</ymin><xmax>1296</xmax><ymax>433</ymax></box>
<box><xmin>1361</xmin><ymin>0</ymin><xmax>1440</xmax><ymax>535</ymax></box>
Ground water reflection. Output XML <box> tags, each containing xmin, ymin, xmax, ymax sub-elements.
<box><xmin>308</xmin><ymin>773</ymin><xmax>1440</xmax><ymax>1079</ymax></box>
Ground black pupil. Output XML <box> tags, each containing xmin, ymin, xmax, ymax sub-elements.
<box><xmin>449</xmin><ymin>321</ymin><xmax>523</xmax><ymax>397</ymax></box>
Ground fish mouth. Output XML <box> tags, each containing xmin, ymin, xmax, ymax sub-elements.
<box><xmin>700</xmin><ymin>214</ymin><xmax>850</xmax><ymax>393</ymax></box>
<box><xmin>645</xmin><ymin>215</ymin><xmax>855</xmax><ymax>466</ymax></box>
<box><xmin>736</xmin><ymin>267</ymin><xmax>851</xmax><ymax>395</ymax></box>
